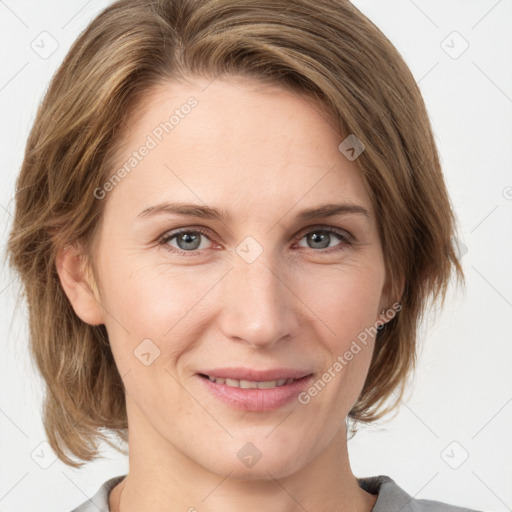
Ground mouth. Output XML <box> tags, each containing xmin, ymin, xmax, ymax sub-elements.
<box><xmin>198</xmin><ymin>373</ymin><xmax>304</xmax><ymax>389</ymax></box>
<box><xmin>195</xmin><ymin>369</ymin><xmax>314</xmax><ymax>412</ymax></box>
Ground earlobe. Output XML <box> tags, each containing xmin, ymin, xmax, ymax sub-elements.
<box><xmin>55</xmin><ymin>244</ymin><xmax>105</xmax><ymax>326</ymax></box>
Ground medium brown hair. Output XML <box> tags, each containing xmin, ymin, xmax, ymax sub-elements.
<box><xmin>6</xmin><ymin>0</ymin><xmax>464</xmax><ymax>467</ymax></box>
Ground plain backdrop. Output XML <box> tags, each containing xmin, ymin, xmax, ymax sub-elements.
<box><xmin>0</xmin><ymin>0</ymin><xmax>511</xmax><ymax>511</ymax></box>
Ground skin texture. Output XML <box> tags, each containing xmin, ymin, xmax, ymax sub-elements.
<box><xmin>57</xmin><ymin>76</ymin><xmax>395</xmax><ymax>511</ymax></box>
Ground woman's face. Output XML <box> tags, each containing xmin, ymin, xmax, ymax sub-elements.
<box><xmin>85</xmin><ymin>77</ymin><xmax>391</xmax><ymax>479</ymax></box>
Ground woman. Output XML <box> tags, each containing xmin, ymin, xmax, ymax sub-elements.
<box><xmin>6</xmin><ymin>0</ymin><xmax>479</xmax><ymax>511</ymax></box>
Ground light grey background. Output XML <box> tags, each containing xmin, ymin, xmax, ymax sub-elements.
<box><xmin>1</xmin><ymin>0</ymin><xmax>511</xmax><ymax>511</ymax></box>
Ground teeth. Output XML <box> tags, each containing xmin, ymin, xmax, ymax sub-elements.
<box><xmin>206</xmin><ymin>376</ymin><xmax>295</xmax><ymax>388</ymax></box>
<box><xmin>208</xmin><ymin>375</ymin><xmax>226</xmax><ymax>384</ymax></box>
<box><xmin>240</xmin><ymin>380</ymin><xmax>258</xmax><ymax>389</ymax></box>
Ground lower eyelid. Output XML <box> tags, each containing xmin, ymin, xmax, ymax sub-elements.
<box><xmin>296</xmin><ymin>230</ymin><xmax>352</xmax><ymax>249</ymax></box>
<box><xmin>160</xmin><ymin>227</ymin><xmax>353</xmax><ymax>253</ymax></box>
<box><xmin>160</xmin><ymin>229</ymin><xmax>213</xmax><ymax>250</ymax></box>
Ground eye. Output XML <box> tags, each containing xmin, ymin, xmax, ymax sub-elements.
<box><xmin>159</xmin><ymin>227</ymin><xmax>214</xmax><ymax>254</ymax></box>
<box><xmin>158</xmin><ymin>225</ymin><xmax>353</xmax><ymax>256</ymax></box>
<box><xmin>296</xmin><ymin>226</ymin><xmax>353</xmax><ymax>253</ymax></box>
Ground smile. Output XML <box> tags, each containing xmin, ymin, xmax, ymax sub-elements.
<box><xmin>196</xmin><ymin>372</ymin><xmax>314</xmax><ymax>412</ymax></box>
<box><xmin>201</xmin><ymin>374</ymin><xmax>297</xmax><ymax>388</ymax></box>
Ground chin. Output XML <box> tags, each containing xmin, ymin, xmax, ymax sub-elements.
<box><xmin>199</xmin><ymin>439</ymin><xmax>312</xmax><ymax>481</ymax></box>
<box><xmin>214</xmin><ymin>456</ymin><xmax>304</xmax><ymax>481</ymax></box>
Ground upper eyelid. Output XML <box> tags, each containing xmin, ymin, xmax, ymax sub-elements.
<box><xmin>160</xmin><ymin>224</ymin><xmax>354</xmax><ymax>245</ymax></box>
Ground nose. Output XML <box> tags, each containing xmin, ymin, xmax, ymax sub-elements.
<box><xmin>218</xmin><ymin>252</ymin><xmax>299</xmax><ymax>349</ymax></box>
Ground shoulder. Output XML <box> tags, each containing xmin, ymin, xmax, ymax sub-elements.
<box><xmin>358</xmin><ymin>475</ymin><xmax>483</xmax><ymax>512</ymax></box>
<box><xmin>68</xmin><ymin>473</ymin><xmax>483</xmax><ymax>512</ymax></box>
<box><xmin>69</xmin><ymin>475</ymin><xmax>126</xmax><ymax>512</ymax></box>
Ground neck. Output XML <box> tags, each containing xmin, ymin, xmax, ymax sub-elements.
<box><xmin>110</xmin><ymin>403</ymin><xmax>377</xmax><ymax>512</ymax></box>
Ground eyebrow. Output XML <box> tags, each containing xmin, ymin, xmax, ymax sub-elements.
<box><xmin>136</xmin><ymin>201</ymin><xmax>370</xmax><ymax>222</ymax></box>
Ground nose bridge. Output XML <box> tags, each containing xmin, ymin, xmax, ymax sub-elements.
<box><xmin>245</xmin><ymin>255</ymin><xmax>281</xmax><ymax>300</ymax></box>
<box><xmin>219</xmin><ymin>244</ymin><xmax>295</xmax><ymax>347</ymax></box>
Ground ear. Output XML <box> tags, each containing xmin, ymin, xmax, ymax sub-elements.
<box><xmin>55</xmin><ymin>244</ymin><xmax>105</xmax><ymax>326</ymax></box>
<box><xmin>376</xmin><ymin>270</ymin><xmax>405</xmax><ymax>326</ymax></box>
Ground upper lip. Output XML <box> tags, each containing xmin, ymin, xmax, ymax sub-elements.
<box><xmin>198</xmin><ymin>367</ymin><xmax>313</xmax><ymax>381</ymax></box>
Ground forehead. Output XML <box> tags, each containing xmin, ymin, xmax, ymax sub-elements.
<box><xmin>102</xmin><ymin>77</ymin><xmax>374</xmax><ymax>224</ymax></box>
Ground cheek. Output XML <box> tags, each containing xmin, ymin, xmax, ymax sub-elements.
<box><xmin>99</xmin><ymin>243</ymin><xmax>384</xmax><ymax>378</ymax></box>
<box><xmin>296</xmin><ymin>274</ymin><xmax>381</xmax><ymax>419</ymax></box>
<box><xmin>297</xmin><ymin>263</ymin><xmax>383</xmax><ymax>388</ymax></box>
<box><xmin>97</xmin><ymin>259</ymin><xmax>222</xmax><ymax>368</ymax></box>
<box><xmin>298</xmin><ymin>261</ymin><xmax>384</xmax><ymax>340</ymax></box>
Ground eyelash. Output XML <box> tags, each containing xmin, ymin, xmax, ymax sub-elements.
<box><xmin>158</xmin><ymin>225</ymin><xmax>354</xmax><ymax>256</ymax></box>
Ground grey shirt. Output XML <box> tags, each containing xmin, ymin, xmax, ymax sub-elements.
<box><xmin>70</xmin><ymin>474</ymin><xmax>481</xmax><ymax>511</ymax></box>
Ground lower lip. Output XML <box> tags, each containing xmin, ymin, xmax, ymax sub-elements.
<box><xmin>197</xmin><ymin>374</ymin><xmax>314</xmax><ymax>412</ymax></box>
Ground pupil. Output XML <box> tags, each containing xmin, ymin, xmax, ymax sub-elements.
<box><xmin>309</xmin><ymin>232</ymin><xmax>329</xmax><ymax>249</ymax></box>
<box><xmin>179</xmin><ymin>232</ymin><xmax>200</xmax><ymax>250</ymax></box>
